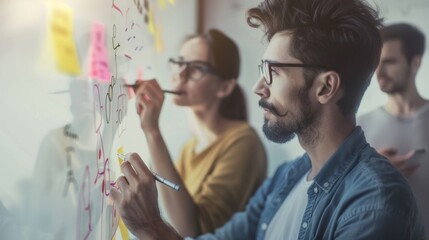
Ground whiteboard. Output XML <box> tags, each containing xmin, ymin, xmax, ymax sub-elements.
<box><xmin>0</xmin><ymin>0</ymin><xmax>196</xmax><ymax>239</ymax></box>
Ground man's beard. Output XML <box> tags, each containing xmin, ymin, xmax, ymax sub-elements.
<box><xmin>260</xmin><ymin>87</ymin><xmax>316</xmax><ymax>144</ymax></box>
<box><xmin>380</xmin><ymin>80</ymin><xmax>408</xmax><ymax>94</ymax></box>
<box><xmin>379</xmin><ymin>68</ymin><xmax>411</xmax><ymax>94</ymax></box>
<box><xmin>262</xmin><ymin>118</ymin><xmax>298</xmax><ymax>143</ymax></box>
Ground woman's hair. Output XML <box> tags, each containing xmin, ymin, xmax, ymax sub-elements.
<box><xmin>186</xmin><ymin>29</ymin><xmax>247</xmax><ymax>121</ymax></box>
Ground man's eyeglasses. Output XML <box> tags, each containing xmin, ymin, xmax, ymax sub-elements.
<box><xmin>258</xmin><ymin>60</ymin><xmax>333</xmax><ymax>85</ymax></box>
<box><xmin>168</xmin><ymin>58</ymin><xmax>220</xmax><ymax>81</ymax></box>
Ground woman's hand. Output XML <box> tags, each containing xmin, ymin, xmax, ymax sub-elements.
<box><xmin>135</xmin><ymin>80</ymin><xmax>165</xmax><ymax>135</ymax></box>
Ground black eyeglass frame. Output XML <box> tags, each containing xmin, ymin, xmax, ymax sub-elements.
<box><xmin>258</xmin><ymin>60</ymin><xmax>334</xmax><ymax>85</ymax></box>
<box><xmin>168</xmin><ymin>58</ymin><xmax>221</xmax><ymax>81</ymax></box>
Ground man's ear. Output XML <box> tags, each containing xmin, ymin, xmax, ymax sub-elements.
<box><xmin>411</xmin><ymin>55</ymin><xmax>422</xmax><ymax>75</ymax></box>
<box><xmin>217</xmin><ymin>78</ymin><xmax>237</xmax><ymax>98</ymax></box>
<box><xmin>315</xmin><ymin>71</ymin><xmax>342</xmax><ymax>104</ymax></box>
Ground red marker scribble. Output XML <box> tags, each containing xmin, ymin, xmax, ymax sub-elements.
<box><xmin>93</xmin><ymin>84</ymin><xmax>103</xmax><ymax>133</ymax></box>
<box><xmin>112</xmin><ymin>1</ymin><xmax>123</xmax><ymax>15</ymax></box>
<box><xmin>93</xmin><ymin>133</ymin><xmax>109</xmax><ymax>189</ymax></box>
<box><xmin>103</xmin><ymin>159</ymin><xmax>112</xmax><ymax>196</ymax></box>
<box><xmin>76</xmin><ymin>165</ymin><xmax>92</xmax><ymax>240</ymax></box>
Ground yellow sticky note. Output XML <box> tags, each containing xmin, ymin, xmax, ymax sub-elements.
<box><xmin>119</xmin><ymin>217</ymin><xmax>129</xmax><ymax>240</ymax></box>
<box><xmin>117</xmin><ymin>146</ymin><xmax>124</xmax><ymax>166</ymax></box>
<box><xmin>168</xmin><ymin>0</ymin><xmax>175</xmax><ymax>5</ymax></box>
<box><xmin>49</xmin><ymin>2</ymin><xmax>81</xmax><ymax>75</ymax></box>
<box><xmin>159</xmin><ymin>0</ymin><xmax>166</xmax><ymax>9</ymax></box>
<box><xmin>117</xmin><ymin>146</ymin><xmax>124</xmax><ymax>155</ymax></box>
<box><xmin>155</xmin><ymin>25</ymin><xmax>164</xmax><ymax>53</ymax></box>
<box><xmin>148</xmin><ymin>10</ymin><xmax>155</xmax><ymax>35</ymax></box>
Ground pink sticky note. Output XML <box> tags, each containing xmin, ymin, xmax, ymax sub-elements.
<box><xmin>89</xmin><ymin>22</ymin><xmax>111</xmax><ymax>83</ymax></box>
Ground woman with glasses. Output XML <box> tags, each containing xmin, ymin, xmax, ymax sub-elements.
<box><xmin>133</xmin><ymin>29</ymin><xmax>267</xmax><ymax>237</ymax></box>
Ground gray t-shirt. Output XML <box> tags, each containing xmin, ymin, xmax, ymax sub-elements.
<box><xmin>358</xmin><ymin>103</ymin><xmax>429</xmax><ymax>238</ymax></box>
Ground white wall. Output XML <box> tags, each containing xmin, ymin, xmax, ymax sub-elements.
<box><xmin>201</xmin><ymin>0</ymin><xmax>429</xmax><ymax>175</ymax></box>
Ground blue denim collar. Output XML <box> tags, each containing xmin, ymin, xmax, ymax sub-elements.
<box><xmin>312</xmin><ymin>126</ymin><xmax>368</xmax><ymax>193</ymax></box>
<box><xmin>276</xmin><ymin>127</ymin><xmax>368</xmax><ymax>196</ymax></box>
<box><xmin>276</xmin><ymin>153</ymin><xmax>311</xmax><ymax>197</ymax></box>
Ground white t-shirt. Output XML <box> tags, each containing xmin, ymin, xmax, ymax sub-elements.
<box><xmin>358</xmin><ymin>103</ymin><xmax>429</xmax><ymax>238</ymax></box>
<box><xmin>264</xmin><ymin>171</ymin><xmax>313</xmax><ymax>240</ymax></box>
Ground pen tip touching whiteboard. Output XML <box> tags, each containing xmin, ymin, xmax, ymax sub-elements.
<box><xmin>117</xmin><ymin>153</ymin><xmax>181</xmax><ymax>191</ymax></box>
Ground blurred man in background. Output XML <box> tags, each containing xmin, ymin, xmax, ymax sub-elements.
<box><xmin>359</xmin><ymin>23</ymin><xmax>429</xmax><ymax>238</ymax></box>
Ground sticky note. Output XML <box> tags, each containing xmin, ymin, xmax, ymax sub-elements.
<box><xmin>155</xmin><ymin>25</ymin><xmax>164</xmax><ymax>53</ymax></box>
<box><xmin>148</xmin><ymin>10</ymin><xmax>155</xmax><ymax>35</ymax></box>
<box><xmin>117</xmin><ymin>146</ymin><xmax>125</xmax><ymax>166</ymax></box>
<box><xmin>119</xmin><ymin>217</ymin><xmax>130</xmax><ymax>240</ymax></box>
<box><xmin>48</xmin><ymin>2</ymin><xmax>81</xmax><ymax>75</ymax></box>
<box><xmin>89</xmin><ymin>22</ymin><xmax>111</xmax><ymax>83</ymax></box>
<box><xmin>159</xmin><ymin>0</ymin><xmax>166</xmax><ymax>9</ymax></box>
<box><xmin>168</xmin><ymin>0</ymin><xmax>176</xmax><ymax>5</ymax></box>
<box><xmin>117</xmin><ymin>146</ymin><xmax>124</xmax><ymax>155</ymax></box>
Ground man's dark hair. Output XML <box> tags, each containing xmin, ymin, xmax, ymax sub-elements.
<box><xmin>380</xmin><ymin>23</ymin><xmax>425</xmax><ymax>63</ymax></box>
<box><xmin>247</xmin><ymin>0</ymin><xmax>383</xmax><ymax>116</ymax></box>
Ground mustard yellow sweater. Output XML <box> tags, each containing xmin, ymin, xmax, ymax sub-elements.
<box><xmin>175</xmin><ymin>122</ymin><xmax>267</xmax><ymax>234</ymax></box>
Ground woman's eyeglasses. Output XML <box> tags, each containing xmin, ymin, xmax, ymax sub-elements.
<box><xmin>168</xmin><ymin>58</ymin><xmax>220</xmax><ymax>81</ymax></box>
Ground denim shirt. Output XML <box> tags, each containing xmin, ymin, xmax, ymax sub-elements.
<box><xmin>195</xmin><ymin>127</ymin><xmax>425</xmax><ymax>240</ymax></box>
